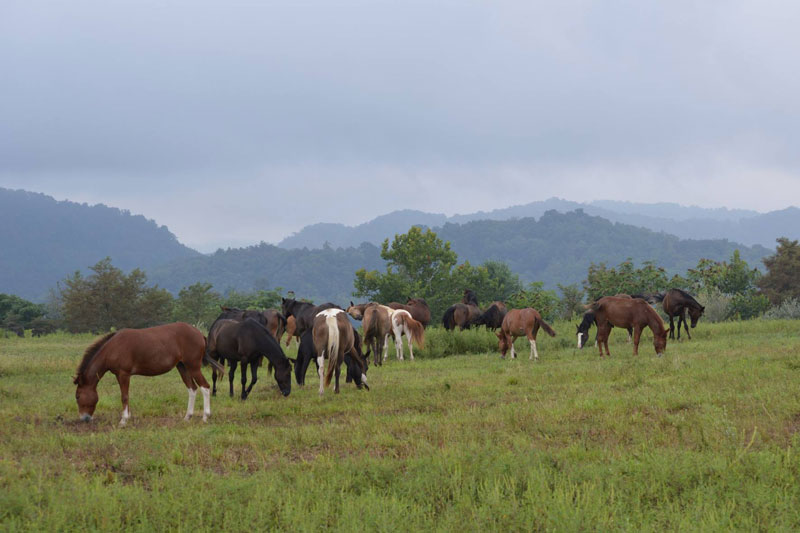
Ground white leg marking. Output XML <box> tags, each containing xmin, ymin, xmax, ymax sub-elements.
<box><xmin>577</xmin><ymin>332</ymin><xmax>583</xmax><ymax>349</ymax></box>
<box><xmin>510</xmin><ymin>340</ymin><xmax>516</xmax><ymax>359</ymax></box>
<box><xmin>200</xmin><ymin>387</ymin><xmax>211</xmax><ymax>422</ymax></box>
<box><xmin>408</xmin><ymin>333</ymin><xmax>415</xmax><ymax>360</ymax></box>
<box><xmin>317</xmin><ymin>353</ymin><xmax>325</xmax><ymax>395</ymax></box>
<box><xmin>184</xmin><ymin>387</ymin><xmax>197</xmax><ymax>421</ymax></box>
<box><xmin>361</xmin><ymin>373</ymin><xmax>368</xmax><ymax>386</ymax></box>
<box><xmin>530</xmin><ymin>339</ymin><xmax>539</xmax><ymax>361</ymax></box>
<box><xmin>119</xmin><ymin>406</ymin><xmax>130</xmax><ymax>427</ymax></box>
<box><xmin>383</xmin><ymin>334</ymin><xmax>390</xmax><ymax>361</ymax></box>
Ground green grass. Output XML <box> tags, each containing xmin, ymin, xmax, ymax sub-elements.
<box><xmin>1</xmin><ymin>320</ymin><xmax>800</xmax><ymax>531</ymax></box>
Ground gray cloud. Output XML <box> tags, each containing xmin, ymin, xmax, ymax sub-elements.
<box><xmin>2</xmin><ymin>1</ymin><xmax>799</xmax><ymax>250</ymax></box>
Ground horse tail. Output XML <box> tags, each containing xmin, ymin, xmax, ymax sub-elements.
<box><xmin>538</xmin><ymin>317</ymin><xmax>557</xmax><ymax>337</ymax></box>
<box><xmin>323</xmin><ymin>314</ymin><xmax>339</xmax><ymax>388</ymax></box>
<box><xmin>405</xmin><ymin>315</ymin><xmax>426</xmax><ymax>349</ymax></box>
<box><xmin>203</xmin><ymin>351</ymin><xmax>226</xmax><ymax>377</ymax></box>
<box><xmin>652</xmin><ymin>292</ymin><xmax>665</xmax><ymax>303</ymax></box>
<box><xmin>442</xmin><ymin>306</ymin><xmax>455</xmax><ymax>330</ymax></box>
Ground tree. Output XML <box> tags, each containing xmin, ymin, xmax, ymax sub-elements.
<box><xmin>59</xmin><ymin>257</ymin><xmax>173</xmax><ymax>332</ymax></box>
<box><xmin>173</xmin><ymin>282</ymin><xmax>221</xmax><ymax>326</ymax></box>
<box><xmin>687</xmin><ymin>250</ymin><xmax>768</xmax><ymax>320</ymax></box>
<box><xmin>757</xmin><ymin>238</ymin><xmax>800</xmax><ymax>305</ymax></box>
<box><xmin>506</xmin><ymin>282</ymin><xmax>560</xmax><ymax>322</ymax></box>
<box><xmin>0</xmin><ymin>293</ymin><xmax>46</xmax><ymax>330</ymax></box>
<box><xmin>583</xmin><ymin>259</ymin><xmax>675</xmax><ymax>301</ymax></box>
<box><xmin>557</xmin><ymin>283</ymin><xmax>585</xmax><ymax>320</ymax></box>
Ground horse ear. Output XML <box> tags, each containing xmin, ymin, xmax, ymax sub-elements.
<box><xmin>350</xmin><ymin>301</ymin><xmax>354</xmax><ymax>307</ymax></box>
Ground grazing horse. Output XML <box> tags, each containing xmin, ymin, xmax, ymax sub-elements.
<box><xmin>496</xmin><ymin>308</ymin><xmax>556</xmax><ymax>360</ymax></box>
<box><xmin>471</xmin><ymin>301</ymin><xmax>507</xmax><ymax>330</ymax></box>
<box><xmin>349</xmin><ymin>303</ymin><xmax>392</xmax><ymax>366</ymax></box>
<box><xmin>73</xmin><ymin>322</ymin><xmax>224</xmax><ymax>426</ymax></box>
<box><xmin>206</xmin><ymin>318</ymin><xmax>292</xmax><ymax>399</ymax></box>
<box><xmin>387</xmin><ymin>298</ymin><xmax>432</xmax><ymax>328</ymax></box>
<box><xmin>589</xmin><ymin>296</ymin><xmax>669</xmax><ymax>357</ymax></box>
<box><xmin>281</xmin><ymin>298</ymin><xmax>339</xmax><ymax>336</ymax></box>
<box><xmin>262</xmin><ymin>309</ymin><xmax>287</xmax><ymax>343</ymax></box>
<box><xmin>312</xmin><ymin>309</ymin><xmax>364</xmax><ymax>394</ymax></box>
<box><xmin>575</xmin><ymin>294</ymin><xmax>638</xmax><ymax>348</ymax></box>
<box><xmin>442</xmin><ymin>289</ymin><xmax>482</xmax><ymax>330</ymax></box>
<box><xmin>294</xmin><ymin>328</ymin><xmax>368</xmax><ymax>389</ymax></box>
<box><xmin>655</xmin><ymin>289</ymin><xmax>705</xmax><ymax>340</ymax></box>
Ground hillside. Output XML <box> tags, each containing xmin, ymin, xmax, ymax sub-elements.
<box><xmin>277</xmin><ymin>198</ymin><xmax>796</xmax><ymax>250</ymax></box>
<box><xmin>0</xmin><ymin>188</ymin><xmax>200</xmax><ymax>301</ymax></box>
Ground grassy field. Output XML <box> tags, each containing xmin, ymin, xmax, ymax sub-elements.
<box><xmin>1</xmin><ymin>320</ymin><xmax>800</xmax><ymax>531</ymax></box>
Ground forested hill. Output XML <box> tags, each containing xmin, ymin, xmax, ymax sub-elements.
<box><xmin>149</xmin><ymin>210</ymin><xmax>771</xmax><ymax>304</ymax></box>
<box><xmin>0</xmin><ymin>188</ymin><xmax>200</xmax><ymax>300</ymax></box>
<box><xmin>438</xmin><ymin>210</ymin><xmax>772</xmax><ymax>290</ymax></box>
<box><xmin>148</xmin><ymin>242</ymin><xmax>384</xmax><ymax>304</ymax></box>
<box><xmin>277</xmin><ymin>198</ymin><xmax>797</xmax><ymax>249</ymax></box>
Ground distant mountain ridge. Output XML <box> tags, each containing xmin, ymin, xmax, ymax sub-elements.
<box><xmin>0</xmin><ymin>188</ymin><xmax>200</xmax><ymax>300</ymax></box>
<box><xmin>277</xmin><ymin>198</ymin><xmax>794</xmax><ymax>250</ymax></box>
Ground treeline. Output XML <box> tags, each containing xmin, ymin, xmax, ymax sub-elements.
<box><xmin>4</xmin><ymin>231</ymin><xmax>799</xmax><ymax>336</ymax></box>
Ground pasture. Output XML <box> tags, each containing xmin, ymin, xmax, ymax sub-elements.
<box><xmin>2</xmin><ymin>320</ymin><xmax>800</xmax><ymax>531</ymax></box>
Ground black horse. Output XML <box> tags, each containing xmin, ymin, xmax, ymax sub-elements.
<box><xmin>206</xmin><ymin>318</ymin><xmax>292</xmax><ymax>399</ymax></box>
<box><xmin>654</xmin><ymin>289</ymin><xmax>705</xmax><ymax>340</ymax></box>
<box><xmin>293</xmin><ymin>328</ymin><xmax>368</xmax><ymax>390</ymax></box>
<box><xmin>470</xmin><ymin>301</ymin><xmax>507</xmax><ymax>330</ymax></box>
<box><xmin>281</xmin><ymin>298</ymin><xmax>339</xmax><ymax>337</ymax></box>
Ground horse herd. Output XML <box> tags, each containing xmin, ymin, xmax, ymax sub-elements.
<box><xmin>72</xmin><ymin>288</ymin><xmax>705</xmax><ymax>426</ymax></box>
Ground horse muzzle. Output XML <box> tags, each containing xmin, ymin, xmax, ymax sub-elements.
<box><xmin>281</xmin><ymin>389</ymin><xmax>291</xmax><ymax>397</ymax></box>
<box><xmin>80</xmin><ymin>413</ymin><xmax>92</xmax><ymax>423</ymax></box>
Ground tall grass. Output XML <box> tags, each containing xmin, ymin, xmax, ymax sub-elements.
<box><xmin>1</xmin><ymin>319</ymin><xmax>800</xmax><ymax>530</ymax></box>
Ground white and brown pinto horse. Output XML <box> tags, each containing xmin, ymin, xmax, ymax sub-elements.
<box><xmin>312</xmin><ymin>308</ymin><xmax>368</xmax><ymax>394</ymax></box>
<box><xmin>74</xmin><ymin>322</ymin><xmax>225</xmax><ymax>426</ymax></box>
<box><xmin>346</xmin><ymin>302</ymin><xmax>425</xmax><ymax>364</ymax></box>
<box><xmin>496</xmin><ymin>308</ymin><xmax>557</xmax><ymax>360</ymax></box>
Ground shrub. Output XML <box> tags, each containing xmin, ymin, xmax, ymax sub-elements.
<box><xmin>695</xmin><ymin>289</ymin><xmax>731</xmax><ymax>323</ymax></box>
<box><xmin>763</xmin><ymin>298</ymin><xmax>800</xmax><ymax>320</ymax></box>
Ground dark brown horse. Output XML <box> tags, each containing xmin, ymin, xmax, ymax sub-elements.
<box><xmin>387</xmin><ymin>298</ymin><xmax>431</xmax><ymax>328</ymax></box>
<box><xmin>73</xmin><ymin>322</ymin><xmax>224</xmax><ymax>425</ymax></box>
<box><xmin>589</xmin><ymin>296</ymin><xmax>669</xmax><ymax>357</ymax></box>
<box><xmin>281</xmin><ymin>298</ymin><xmax>339</xmax><ymax>336</ymax></box>
<box><xmin>347</xmin><ymin>302</ymin><xmax>392</xmax><ymax>366</ymax></box>
<box><xmin>656</xmin><ymin>289</ymin><xmax>705</xmax><ymax>340</ymax></box>
<box><xmin>312</xmin><ymin>308</ymin><xmax>366</xmax><ymax>394</ymax></box>
<box><xmin>496</xmin><ymin>308</ymin><xmax>556</xmax><ymax>360</ymax></box>
<box><xmin>471</xmin><ymin>301</ymin><xmax>507</xmax><ymax>330</ymax></box>
<box><xmin>206</xmin><ymin>318</ymin><xmax>292</xmax><ymax>399</ymax></box>
<box><xmin>442</xmin><ymin>289</ymin><xmax>481</xmax><ymax>330</ymax></box>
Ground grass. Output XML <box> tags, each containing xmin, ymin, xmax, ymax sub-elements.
<box><xmin>1</xmin><ymin>320</ymin><xmax>800</xmax><ymax>531</ymax></box>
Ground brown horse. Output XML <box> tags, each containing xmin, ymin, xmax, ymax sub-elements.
<box><xmin>589</xmin><ymin>296</ymin><xmax>669</xmax><ymax>357</ymax></box>
<box><xmin>496</xmin><ymin>308</ymin><xmax>556</xmax><ymax>360</ymax></box>
<box><xmin>442</xmin><ymin>290</ymin><xmax>482</xmax><ymax>330</ymax></box>
<box><xmin>284</xmin><ymin>315</ymin><xmax>300</xmax><ymax>347</ymax></box>
<box><xmin>262</xmin><ymin>309</ymin><xmax>287</xmax><ymax>343</ymax></box>
<box><xmin>387</xmin><ymin>298</ymin><xmax>431</xmax><ymax>328</ymax></box>
<box><xmin>656</xmin><ymin>289</ymin><xmax>705</xmax><ymax>340</ymax></box>
<box><xmin>73</xmin><ymin>322</ymin><xmax>225</xmax><ymax>426</ymax></box>
<box><xmin>347</xmin><ymin>302</ymin><xmax>392</xmax><ymax>366</ymax></box>
<box><xmin>312</xmin><ymin>308</ymin><xmax>366</xmax><ymax>394</ymax></box>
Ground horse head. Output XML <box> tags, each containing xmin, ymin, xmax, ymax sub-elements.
<box><xmin>689</xmin><ymin>306</ymin><xmax>705</xmax><ymax>328</ymax></box>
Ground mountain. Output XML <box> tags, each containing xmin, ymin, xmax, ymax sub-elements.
<box><xmin>277</xmin><ymin>198</ymin><xmax>796</xmax><ymax>250</ymax></box>
<box><xmin>0</xmin><ymin>188</ymin><xmax>200</xmax><ymax>301</ymax></box>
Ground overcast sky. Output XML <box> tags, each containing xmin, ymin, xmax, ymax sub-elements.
<box><xmin>2</xmin><ymin>1</ymin><xmax>799</xmax><ymax>251</ymax></box>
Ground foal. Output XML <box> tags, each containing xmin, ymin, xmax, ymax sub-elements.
<box><xmin>496</xmin><ymin>308</ymin><xmax>557</xmax><ymax>360</ymax></box>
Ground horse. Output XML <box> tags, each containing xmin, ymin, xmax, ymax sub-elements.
<box><xmin>442</xmin><ymin>289</ymin><xmax>481</xmax><ymax>330</ymax></box>
<box><xmin>262</xmin><ymin>309</ymin><xmax>287</xmax><ymax>343</ymax></box>
<box><xmin>471</xmin><ymin>301</ymin><xmax>507</xmax><ymax>330</ymax></box>
<box><xmin>281</xmin><ymin>297</ymin><xmax>339</xmax><ymax>336</ymax></box>
<box><xmin>496</xmin><ymin>308</ymin><xmax>556</xmax><ymax>360</ymax></box>
<box><xmin>294</xmin><ymin>328</ymin><xmax>368</xmax><ymax>389</ymax></box>
<box><xmin>575</xmin><ymin>294</ymin><xmax>639</xmax><ymax>348</ymax></box>
<box><xmin>284</xmin><ymin>315</ymin><xmax>300</xmax><ymax>347</ymax></box>
<box><xmin>389</xmin><ymin>309</ymin><xmax>425</xmax><ymax>361</ymax></box>
<box><xmin>206</xmin><ymin>318</ymin><xmax>292</xmax><ymax>399</ymax></box>
<box><xmin>218</xmin><ymin>306</ymin><xmax>286</xmax><ymax>342</ymax></box>
<box><xmin>387</xmin><ymin>298</ymin><xmax>431</xmax><ymax>328</ymax></box>
<box><xmin>312</xmin><ymin>308</ymin><xmax>366</xmax><ymax>394</ymax></box>
<box><xmin>73</xmin><ymin>322</ymin><xmax>225</xmax><ymax>426</ymax></box>
<box><xmin>348</xmin><ymin>302</ymin><xmax>392</xmax><ymax>366</ymax></box>
<box><xmin>655</xmin><ymin>289</ymin><xmax>705</xmax><ymax>340</ymax></box>
<box><xmin>589</xmin><ymin>296</ymin><xmax>669</xmax><ymax>357</ymax></box>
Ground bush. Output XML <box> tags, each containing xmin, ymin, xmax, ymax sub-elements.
<box><xmin>695</xmin><ymin>289</ymin><xmax>731</xmax><ymax>323</ymax></box>
<box><xmin>727</xmin><ymin>292</ymin><xmax>770</xmax><ymax>320</ymax></box>
<box><xmin>763</xmin><ymin>298</ymin><xmax>800</xmax><ymax>320</ymax></box>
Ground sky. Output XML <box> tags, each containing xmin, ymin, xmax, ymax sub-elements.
<box><xmin>2</xmin><ymin>1</ymin><xmax>800</xmax><ymax>252</ymax></box>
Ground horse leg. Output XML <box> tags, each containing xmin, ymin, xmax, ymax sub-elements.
<box><xmin>668</xmin><ymin>315</ymin><xmax>676</xmax><ymax>340</ymax></box>
<box><xmin>529</xmin><ymin>337</ymin><xmax>538</xmax><ymax>361</ymax></box>
<box><xmin>211</xmin><ymin>356</ymin><xmax>219</xmax><ymax>397</ymax></box>
<box><xmin>176</xmin><ymin>363</ymin><xmax>197</xmax><ymax>421</ymax></box>
<box><xmin>228</xmin><ymin>360</ymin><xmax>238</xmax><ymax>397</ymax></box>
<box><xmin>115</xmin><ymin>372</ymin><xmax>131</xmax><ymax>427</ymax></box>
<box><xmin>681</xmin><ymin>309</ymin><xmax>691</xmax><ymax>340</ymax></box>
<box><xmin>334</xmin><ymin>359</ymin><xmax>341</xmax><ymax>394</ymax></box>
<box><xmin>408</xmin><ymin>331</ymin><xmax>415</xmax><ymax>361</ymax></box>
<box><xmin>632</xmin><ymin>326</ymin><xmax>642</xmax><ymax>356</ymax></box>
<box><xmin>244</xmin><ymin>359</ymin><xmax>259</xmax><ymax>399</ymax></box>
<box><xmin>317</xmin><ymin>352</ymin><xmax>325</xmax><ymax>395</ymax></box>
<box><xmin>626</xmin><ymin>328</ymin><xmax>632</xmax><ymax>343</ymax></box>
<box><xmin>510</xmin><ymin>336</ymin><xmax>517</xmax><ymax>359</ymax></box>
<box><xmin>187</xmin><ymin>363</ymin><xmax>212</xmax><ymax>422</ymax></box>
<box><xmin>240</xmin><ymin>362</ymin><xmax>249</xmax><ymax>400</ymax></box>
<box><xmin>383</xmin><ymin>334</ymin><xmax>390</xmax><ymax>362</ymax></box>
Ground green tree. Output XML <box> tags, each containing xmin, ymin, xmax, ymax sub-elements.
<box><xmin>173</xmin><ymin>282</ymin><xmax>221</xmax><ymax>326</ymax></box>
<box><xmin>557</xmin><ymin>283</ymin><xmax>585</xmax><ymax>320</ymax></box>
<box><xmin>0</xmin><ymin>293</ymin><xmax>46</xmax><ymax>330</ymax></box>
<box><xmin>757</xmin><ymin>238</ymin><xmax>800</xmax><ymax>305</ymax></box>
<box><xmin>59</xmin><ymin>257</ymin><xmax>173</xmax><ymax>332</ymax></box>
<box><xmin>687</xmin><ymin>250</ymin><xmax>768</xmax><ymax>320</ymax></box>
<box><xmin>506</xmin><ymin>282</ymin><xmax>560</xmax><ymax>322</ymax></box>
<box><xmin>583</xmin><ymin>259</ymin><xmax>672</xmax><ymax>301</ymax></box>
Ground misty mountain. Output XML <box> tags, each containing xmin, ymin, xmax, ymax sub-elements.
<box><xmin>0</xmin><ymin>188</ymin><xmax>200</xmax><ymax>301</ymax></box>
<box><xmin>277</xmin><ymin>198</ymin><xmax>795</xmax><ymax>249</ymax></box>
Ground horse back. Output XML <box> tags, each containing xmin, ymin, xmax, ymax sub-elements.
<box><xmin>107</xmin><ymin>322</ymin><xmax>205</xmax><ymax>375</ymax></box>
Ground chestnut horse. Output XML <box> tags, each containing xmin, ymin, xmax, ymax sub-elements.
<box><xmin>655</xmin><ymin>289</ymin><xmax>705</xmax><ymax>340</ymax></box>
<box><xmin>312</xmin><ymin>309</ymin><xmax>367</xmax><ymax>394</ymax></box>
<box><xmin>589</xmin><ymin>296</ymin><xmax>669</xmax><ymax>357</ymax></box>
<box><xmin>284</xmin><ymin>315</ymin><xmax>300</xmax><ymax>347</ymax></box>
<box><xmin>387</xmin><ymin>298</ymin><xmax>431</xmax><ymax>328</ymax></box>
<box><xmin>73</xmin><ymin>322</ymin><xmax>225</xmax><ymax>426</ymax></box>
<box><xmin>496</xmin><ymin>308</ymin><xmax>556</xmax><ymax>360</ymax></box>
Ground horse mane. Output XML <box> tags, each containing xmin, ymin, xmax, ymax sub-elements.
<box><xmin>577</xmin><ymin>310</ymin><xmax>595</xmax><ymax>332</ymax></box>
<box><xmin>671</xmin><ymin>288</ymin><xmax>701</xmax><ymax>306</ymax></box>
<box><xmin>74</xmin><ymin>331</ymin><xmax>117</xmax><ymax>384</ymax></box>
<box><xmin>462</xmin><ymin>290</ymin><xmax>479</xmax><ymax>307</ymax></box>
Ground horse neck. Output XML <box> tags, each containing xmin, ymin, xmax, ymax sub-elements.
<box><xmin>80</xmin><ymin>355</ymin><xmax>108</xmax><ymax>387</ymax></box>
<box><xmin>645</xmin><ymin>307</ymin><xmax>666</xmax><ymax>334</ymax></box>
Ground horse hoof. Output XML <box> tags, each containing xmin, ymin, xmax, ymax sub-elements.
<box><xmin>183</xmin><ymin>415</ymin><xmax>191</xmax><ymax>422</ymax></box>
